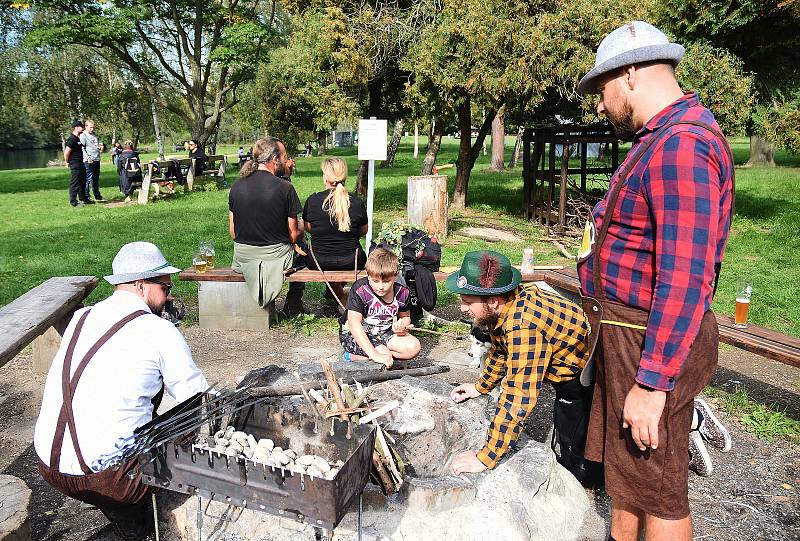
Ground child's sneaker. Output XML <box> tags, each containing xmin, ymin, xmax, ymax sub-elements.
<box><xmin>688</xmin><ymin>430</ymin><xmax>713</xmax><ymax>477</ymax></box>
<box><xmin>694</xmin><ymin>398</ymin><xmax>732</xmax><ymax>452</ymax></box>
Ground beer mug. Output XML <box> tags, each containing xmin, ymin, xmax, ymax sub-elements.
<box><xmin>193</xmin><ymin>254</ymin><xmax>208</xmax><ymax>274</ymax></box>
<box><xmin>520</xmin><ymin>248</ymin><xmax>535</xmax><ymax>275</ymax></box>
<box><xmin>734</xmin><ymin>282</ymin><xmax>752</xmax><ymax>328</ymax></box>
<box><xmin>199</xmin><ymin>240</ymin><xmax>215</xmax><ymax>269</ymax></box>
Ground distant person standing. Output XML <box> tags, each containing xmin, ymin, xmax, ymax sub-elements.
<box><xmin>80</xmin><ymin>119</ymin><xmax>105</xmax><ymax>202</ymax></box>
<box><xmin>111</xmin><ymin>142</ymin><xmax>122</xmax><ymax>167</ymax></box>
<box><xmin>64</xmin><ymin>120</ymin><xmax>92</xmax><ymax>207</ymax></box>
<box><xmin>305</xmin><ymin>142</ymin><xmax>313</xmax><ymax>157</ymax></box>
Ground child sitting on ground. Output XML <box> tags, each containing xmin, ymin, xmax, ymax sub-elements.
<box><xmin>340</xmin><ymin>248</ymin><xmax>421</xmax><ymax>368</ymax></box>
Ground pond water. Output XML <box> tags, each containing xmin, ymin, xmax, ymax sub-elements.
<box><xmin>0</xmin><ymin>148</ymin><xmax>63</xmax><ymax>171</ymax></box>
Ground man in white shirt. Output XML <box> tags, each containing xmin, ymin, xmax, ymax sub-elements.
<box><xmin>79</xmin><ymin>119</ymin><xmax>105</xmax><ymax>202</ymax></box>
<box><xmin>34</xmin><ymin>241</ymin><xmax>209</xmax><ymax>540</ymax></box>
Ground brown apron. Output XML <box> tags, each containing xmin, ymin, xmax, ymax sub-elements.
<box><xmin>38</xmin><ymin>309</ymin><xmax>152</xmax><ymax>509</ymax></box>
<box><xmin>583</xmin><ymin>120</ymin><xmax>734</xmax><ymax>520</ymax></box>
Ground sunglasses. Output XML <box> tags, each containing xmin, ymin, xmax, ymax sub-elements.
<box><xmin>144</xmin><ymin>279</ymin><xmax>173</xmax><ymax>295</ymax></box>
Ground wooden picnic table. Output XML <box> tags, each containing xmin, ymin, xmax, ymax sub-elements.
<box><xmin>537</xmin><ymin>267</ymin><xmax>800</xmax><ymax>369</ymax></box>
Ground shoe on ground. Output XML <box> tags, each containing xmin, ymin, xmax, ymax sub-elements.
<box><xmin>694</xmin><ymin>397</ymin><xmax>732</xmax><ymax>452</ymax></box>
<box><xmin>83</xmin><ymin>199</ymin><xmax>96</xmax><ymax>204</ymax></box>
<box><xmin>124</xmin><ymin>196</ymin><xmax>132</xmax><ymax>203</ymax></box>
<box><xmin>95</xmin><ymin>197</ymin><xmax>107</xmax><ymax>202</ymax></box>
<box><xmin>71</xmin><ymin>201</ymin><xmax>83</xmax><ymax>207</ymax></box>
<box><xmin>688</xmin><ymin>430</ymin><xmax>713</xmax><ymax>477</ymax></box>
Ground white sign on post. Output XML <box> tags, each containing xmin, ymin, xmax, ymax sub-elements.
<box><xmin>358</xmin><ymin>119</ymin><xmax>388</xmax><ymax>160</ymax></box>
<box><xmin>358</xmin><ymin>118</ymin><xmax>388</xmax><ymax>247</ymax></box>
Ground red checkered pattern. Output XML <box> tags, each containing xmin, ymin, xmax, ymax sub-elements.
<box><xmin>578</xmin><ymin>93</ymin><xmax>734</xmax><ymax>391</ymax></box>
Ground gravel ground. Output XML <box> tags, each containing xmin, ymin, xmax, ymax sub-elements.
<box><xmin>1</xmin><ymin>307</ymin><xmax>797</xmax><ymax>540</ymax></box>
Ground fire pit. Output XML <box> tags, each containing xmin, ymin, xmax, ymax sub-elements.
<box><xmin>138</xmin><ymin>393</ymin><xmax>376</xmax><ymax>530</ymax></box>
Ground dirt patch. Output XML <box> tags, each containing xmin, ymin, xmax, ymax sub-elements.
<box><xmin>1</xmin><ymin>322</ymin><xmax>798</xmax><ymax>540</ymax></box>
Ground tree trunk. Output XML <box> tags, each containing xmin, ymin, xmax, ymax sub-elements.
<box><xmin>746</xmin><ymin>134</ymin><xmax>775</xmax><ymax>166</ymax></box>
<box><xmin>207</xmin><ymin>127</ymin><xmax>218</xmax><ymax>155</ymax></box>
<box><xmin>316</xmin><ymin>131</ymin><xmax>327</xmax><ymax>155</ymax></box>
<box><xmin>413</xmin><ymin>122</ymin><xmax>419</xmax><ymax>159</ymax></box>
<box><xmin>488</xmin><ymin>112</ymin><xmax>505</xmax><ymax>171</ymax></box>
<box><xmin>150</xmin><ymin>94</ymin><xmax>165</xmax><ymax>160</ymax></box>
<box><xmin>356</xmin><ymin>159</ymin><xmax>369</xmax><ymax>197</ymax></box>
<box><xmin>421</xmin><ymin>119</ymin><xmax>443</xmax><ymax>175</ymax></box>
<box><xmin>452</xmin><ymin>97</ymin><xmax>497</xmax><ymax>209</ymax></box>
<box><xmin>408</xmin><ymin>175</ymin><xmax>448</xmax><ymax>237</ymax></box>
<box><xmin>134</xmin><ymin>130</ymin><xmax>141</xmax><ymax>150</ymax></box>
<box><xmin>381</xmin><ymin>120</ymin><xmax>404</xmax><ymax>168</ymax></box>
<box><xmin>508</xmin><ymin>126</ymin><xmax>524</xmax><ymax>168</ymax></box>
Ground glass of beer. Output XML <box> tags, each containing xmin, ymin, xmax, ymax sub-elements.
<box><xmin>193</xmin><ymin>254</ymin><xmax>208</xmax><ymax>274</ymax></box>
<box><xmin>734</xmin><ymin>282</ymin><xmax>752</xmax><ymax>328</ymax></box>
<box><xmin>199</xmin><ymin>241</ymin><xmax>215</xmax><ymax>269</ymax></box>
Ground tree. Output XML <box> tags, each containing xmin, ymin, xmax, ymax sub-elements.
<box><xmin>404</xmin><ymin>0</ymin><xmax>647</xmax><ymax>208</ymax></box>
<box><xmin>654</xmin><ymin>0</ymin><xmax>800</xmax><ymax>164</ymax></box>
<box><xmin>488</xmin><ymin>111</ymin><xmax>505</xmax><ymax>172</ymax></box>
<box><xmin>25</xmin><ymin>0</ymin><xmax>276</xmax><ymax>146</ymax></box>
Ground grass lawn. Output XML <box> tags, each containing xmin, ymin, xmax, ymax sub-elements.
<box><xmin>1</xmin><ymin>136</ymin><xmax>798</xmax><ymax>337</ymax></box>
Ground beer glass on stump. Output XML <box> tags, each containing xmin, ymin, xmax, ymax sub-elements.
<box><xmin>734</xmin><ymin>282</ymin><xmax>752</xmax><ymax>329</ymax></box>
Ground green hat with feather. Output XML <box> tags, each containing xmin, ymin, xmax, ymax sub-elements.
<box><xmin>446</xmin><ymin>250</ymin><xmax>521</xmax><ymax>296</ymax></box>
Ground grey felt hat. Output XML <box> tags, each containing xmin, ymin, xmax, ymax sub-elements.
<box><xmin>104</xmin><ymin>241</ymin><xmax>182</xmax><ymax>285</ymax></box>
<box><xmin>578</xmin><ymin>21</ymin><xmax>685</xmax><ymax>95</ymax></box>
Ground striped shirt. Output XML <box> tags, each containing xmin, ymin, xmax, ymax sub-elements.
<box><xmin>476</xmin><ymin>285</ymin><xmax>590</xmax><ymax>468</ymax></box>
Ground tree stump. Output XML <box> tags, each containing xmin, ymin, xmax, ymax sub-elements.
<box><xmin>407</xmin><ymin>175</ymin><xmax>448</xmax><ymax>237</ymax></box>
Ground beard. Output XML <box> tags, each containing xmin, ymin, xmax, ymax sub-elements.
<box><xmin>474</xmin><ymin>307</ymin><xmax>500</xmax><ymax>329</ymax></box>
<box><xmin>274</xmin><ymin>159</ymin><xmax>287</xmax><ymax>177</ymax></box>
<box><xmin>606</xmin><ymin>99</ymin><xmax>636</xmax><ymax>142</ymax></box>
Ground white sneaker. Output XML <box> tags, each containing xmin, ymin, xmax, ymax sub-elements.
<box><xmin>688</xmin><ymin>430</ymin><xmax>713</xmax><ymax>477</ymax></box>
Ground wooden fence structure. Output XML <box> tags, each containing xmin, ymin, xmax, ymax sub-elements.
<box><xmin>522</xmin><ymin>124</ymin><xmax>620</xmax><ymax>234</ymax></box>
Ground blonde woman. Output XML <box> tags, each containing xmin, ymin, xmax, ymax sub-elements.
<box><xmin>303</xmin><ymin>157</ymin><xmax>368</xmax><ymax>304</ymax></box>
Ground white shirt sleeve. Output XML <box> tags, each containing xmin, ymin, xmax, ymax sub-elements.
<box><xmin>156</xmin><ymin>321</ymin><xmax>210</xmax><ymax>402</ymax></box>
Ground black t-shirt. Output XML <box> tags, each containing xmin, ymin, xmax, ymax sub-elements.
<box><xmin>302</xmin><ymin>190</ymin><xmax>367</xmax><ymax>256</ymax></box>
<box><xmin>229</xmin><ymin>170</ymin><xmax>302</xmax><ymax>246</ymax></box>
<box><xmin>65</xmin><ymin>134</ymin><xmax>83</xmax><ymax>166</ymax></box>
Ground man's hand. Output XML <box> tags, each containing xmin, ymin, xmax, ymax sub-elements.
<box><xmin>622</xmin><ymin>384</ymin><xmax>667</xmax><ymax>451</ymax></box>
<box><xmin>451</xmin><ymin>451</ymin><xmax>487</xmax><ymax>475</ymax></box>
<box><xmin>450</xmin><ymin>383</ymin><xmax>481</xmax><ymax>403</ymax></box>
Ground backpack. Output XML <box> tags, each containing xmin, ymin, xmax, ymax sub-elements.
<box><xmin>371</xmin><ymin>226</ymin><xmax>442</xmax><ymax>321</ymax></box>
<box><xmin>123</xmin><ymin>155</ymin><xmax>142</xmax><ymax>180</ymax></box>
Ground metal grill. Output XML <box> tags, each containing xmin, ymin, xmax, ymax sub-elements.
<box><xmin>138</xmin><ymin>393</ymin><xmax>376</xmax><ymax>530</ymax></box>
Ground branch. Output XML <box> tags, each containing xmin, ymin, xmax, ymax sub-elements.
<box><xmin>134</xmin><ymin>20</ymin><xmax>191</xmax><ymax>92</ymax></box>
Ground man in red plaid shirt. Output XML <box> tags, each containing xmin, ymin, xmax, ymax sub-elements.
<box><xmin>576</xmin><ymin>21</ymin><xmax>735</xmax><ymax>541</ymax></box>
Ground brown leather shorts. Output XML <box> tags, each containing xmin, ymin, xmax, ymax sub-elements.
<box><xmin>38</xmin><ymin>456</ymin><xmax>150</xmax><ymax>509</ymax></box>
<box><xmin>585</xmin><ymin>300</ymin><xmax>718</xmax><ymax>520</ymax></box>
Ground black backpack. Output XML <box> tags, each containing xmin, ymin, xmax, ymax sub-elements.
<box><xmin>123</xmin><ymin>155</ymin><xmax>142</xmax><ymax>180</ymax></box>
<box><xmin>372</xmin><ymin>227</ymin><xmax>442</xmax><ymax>321</ymax></box>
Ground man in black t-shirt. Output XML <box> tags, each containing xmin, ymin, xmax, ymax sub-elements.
<box><xmin>64</xmin><ymin>120</ymin><xmax>92</xmax><ymax>207</ymax></box>
<box><xmin>229</xmin><ymin>137</ymin><xmax>306</xmax><ymax>316</ymax></box>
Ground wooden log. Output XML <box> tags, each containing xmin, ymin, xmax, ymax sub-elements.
<box><xmin>248</xmin><ymin>364</ymin><xmax>450</xmax><ymax>397</ymax></box>
<box><xmin>320</xmin><ymin>359</ymin><xmax>349</xmax><ymax>422</ymax></box>
<box><xmin>407</xmin><ymin>175</ymin><xmax>449</xmax><ymax>237</ymax></box>
<box><xmin>559</xmin><ymin>141</ymin><xmax>570</xmax><ymax>235</ymax></box>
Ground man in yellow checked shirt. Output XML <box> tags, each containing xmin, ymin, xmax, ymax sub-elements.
<box><xmin>447</xmin><ymin>250</ymin><xmax>596</xmax><ymax>482</ymax></box>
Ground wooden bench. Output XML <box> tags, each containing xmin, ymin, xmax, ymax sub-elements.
<box><xmin>179</xmin><ymin>267</ymin><xmax>449</xmax><ymax>330</ymax></box>
<box><xmin>135</xmin><ymin>158</ymin><xmax>194</xmax><ymax>204</ymax></box>
<box><xmin>0</xmin><ymin>276</ymin><xmax>98</xmax><ymax>374</ymax></box>
<box><xmin>187</xmin><ymin>154</ymin><xmax>228</xmax><ymax>191</ymax></box>
<box><xmin>178</xmin><ymin>266</ymin><xmax>564</xmax><ymax>331</ymax></box>
<box><xmin>134</xmin><ymin>155</ymin><xmax>228</xmax><ymax>204</ymax></box>
<box><xmin>537</xmin><ymin>267</ymin><xmax>800</xmax><ymax>369</ymax></box>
